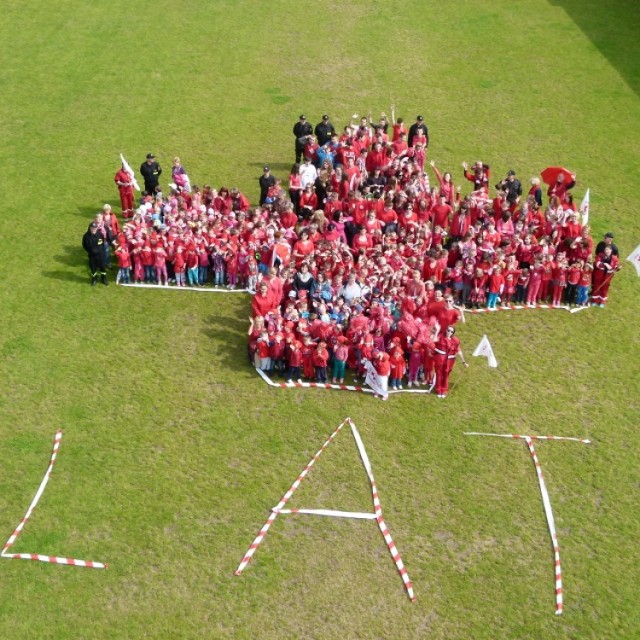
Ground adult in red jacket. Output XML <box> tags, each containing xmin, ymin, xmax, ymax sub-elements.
<box><xmin>114</xmin><ymin>165</ymin><xmax>135</xmax><ymax>218</ymax></box>
<box><xmin>591</xmin><ymin>247</ymin><xmax>620</xmax><ymax>306</ymax></box>
<box><xmin>252</xmin><ymin>282</ymin><xmax>278</xmax><ymax>318</ymax></box>
<box><xmin>433</xmin><ymin>326</ymin><xmax>468</xmax><ymax>398</ymax></box>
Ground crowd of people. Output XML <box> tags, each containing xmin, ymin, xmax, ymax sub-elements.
<box><xmin>88</xmin><ymin>109</ymin><xmax>622</xmax><ymax>398</ymax></box>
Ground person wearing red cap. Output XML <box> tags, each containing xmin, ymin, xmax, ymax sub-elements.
<box><xmin>269</xmin><ymin>333</ymin><xmax>286</xmax><ymax>376</ymax></box>
<box><xmin>286</xmin><ymin>340</ymin><xmax>303</xmax><ymax>383</ymax></box>
<box><xmin>389</xmin><ymin>343</ymin><xmax>406</xmax><ymax>390</ymax></box>
<box><xmin>433</xmin><ymin>326</ymin><xmax>468</xmax><ymax>399</ymax></box>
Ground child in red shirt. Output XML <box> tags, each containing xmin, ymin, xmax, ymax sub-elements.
<box><xmin>114</xmin><ymin>243</ymin><xmax>131</xmax><ymax>284</ymax></box>
<box><xmin>312</xmin><ymin>341</ymin><xmax>329</xmax><ymax>383</ymax></box>
<box><xmin>286</xmin><ymin>341</ymin><xmax>303</xmax><ymax>383</ymax></box>
<box><xmin>526</xmin><ymin>259</ymin><xmax>543</xmax><ymax>306</ymax></box>
<box><xmin>407</xmin><ymin>341</ymin><xmax>423</xmax><ymax>387</ymax></box>
<box><xmin>389</xmin><ymin>345</ymin><xmax>406</xmax><ymax>390</ymax></box>
<box><xmin>565</xmin><ymin>261</ymin><xmax>581</xmax><ymax>306</ymax></box>
<box><xmin>469</xmin><ymin>268</ymin><xmax>487</xmax><ymax>308</ymax></box>
<box><xmin>551</xmin><ymin>258</ymin><xmax>568</xmax><ymax>307</ymax></box>
<box><xmin>487</xmin><ymin>267</ymin><xmax>504</xmax><ymax>309</ymax></box>
<box><xmin>173</xmin><ymin>247</ymin><xmax>186</xmax><ymax>287</ymax></box>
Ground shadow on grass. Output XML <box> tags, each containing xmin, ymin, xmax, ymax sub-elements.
<box><xmin>54</xmin><ymin>244</ymin><xmax>86</xmax><ymax>268</ymax></box>
<box><xmin>201</xmin><ymin>313</ymin><xmax>252</xmax><ymax>371</ymax></box>
<box><xmin>550</xmin><ymin>0</ymin><xmax>640</xmax><ymax>98</ymax></box>
<box><xmin>42</xmin><ymin>269</ymin><xmax>89</xmax><ymax>284</ymax></box>
<box><xmin>43</xmin><ymin>245</ymin><xmax>90</xmax><ymax>285</ymax></box>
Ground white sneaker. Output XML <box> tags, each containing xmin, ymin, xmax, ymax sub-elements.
<box><xmin>407</xmin><ymin>381</ymin><xmax>412</xmax><ymax>388</ymax></box>
<box><xmin>398</xmin><ymin>385</ymin><xmax>403</xmax><ymax>390</ymax></box>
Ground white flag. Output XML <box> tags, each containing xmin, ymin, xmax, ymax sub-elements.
<box><xmin>120</xmin><ymin>153</ymin><xmax>141</xmax><ymax>191</ymax></box>
<box><xmin>472</xmin><ymin>335</ymin><xmax>498</xmax><ymax>368</ymax></box>
<box><xmin>627</xmin><ymin>243</ymin><xmax>640</xmax><ymax>277</ymax></box>
<box><xmin>363</xmin><ymin>359</ymin><xmax>389</xmax><ymax>397</ymax></box>
<box><xmin>579</xmin><ymin>188</ymin><xmax>590</xmax><ymax>226</ymax></box>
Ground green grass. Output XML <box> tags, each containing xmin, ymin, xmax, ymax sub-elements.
<box><xmin>1</xmin><ymin>0</ymin><xmax>639</xmax><ymax>638</ymax></box>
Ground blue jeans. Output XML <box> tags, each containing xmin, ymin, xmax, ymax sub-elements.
<box><xmin>487</xmin><ymin>292</ymin><xmax>499</xmax><ymax>308</ymax></box>
<box><xmin>577</xmin><ymin>285</ymin><xmax>589</xmax><ymax>305</ymax></box>
<box><xmin>214</xmin><ymin>270</ymin><xmax>225</xmax><ymax>285</ymax></box>
<box><xmin>198</xmin><ymin>266</ymin><xmax>208</xmax><ymax>285</ymax></box>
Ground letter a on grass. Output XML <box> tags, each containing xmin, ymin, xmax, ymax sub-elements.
<box><xmin>472</xmin><ymin>334</ymin><xmax>498</xmax><ymax>368</ymax></box>
<box><xmin>235</xmin><ymin>418</ymin><xmax>415</xmax><ymax>601</ymax></box>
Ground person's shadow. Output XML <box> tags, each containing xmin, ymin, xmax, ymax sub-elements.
<box><xmin>201</xmin><ymin>311</ymin><xmax>254</xmax><ymax>373</ymax></box>
<box><xmin>43</xmin><ymin>244</ymin><xmax>89</xmax><ymax>284</ymax></box>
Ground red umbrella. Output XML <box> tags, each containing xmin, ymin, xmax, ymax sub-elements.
<box><xmin>541</xmin><ymin>166</ymin><xmax>576</xmax><ymax>186</ymax></box>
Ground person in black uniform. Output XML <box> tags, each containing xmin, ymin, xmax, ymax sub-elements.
<box><xmin>495</xmin><ymin>170</ymin><xmax>523</xmax><ymax>205</ymax></box>
<box><xmin>314</xmin><ymin>114</ymin><xmax>335</xmax><ymax>147</ymax></box>
<box><xmin>258</xmin><ymin>165</ymin><xmax>277</xmax><ymax>206</ymax></box>
<box><xmin>82</xmin><ymin>222</ymin><xmax>108</xmax><ymax>285</ymax></box>
<box><xmin>139</xmin><ymin>153</ymin><xmax>162</xmax><ymax>196</ymax></box>
<box><xmin>595</xmin><ymin>232</ymin><xmax>619</xmax><ymax>257</ymax></box>
<box><xmin>407</xmin><ymin>115</ymin><xmax>429</xmax><ymax>147</ymax></box>
<box><xmin>293</xmin><ymin>115</ymin><xmax>313</xmax><ymax>163</ymax></box>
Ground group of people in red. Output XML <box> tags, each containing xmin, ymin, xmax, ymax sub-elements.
<box><xmin>105</xmin><ymin>109</ymin><xmax>621</xmax><ymax>399</ymax></box>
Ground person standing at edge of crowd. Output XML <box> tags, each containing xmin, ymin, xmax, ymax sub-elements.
<box><xmin>140</xmin><ymin>153</ymin><xmax>162</xmax><ymax>196</ymax></box>
<box><xmin>293</xmin><ymin>114</ymin><xmax>313</xmax><ymax>163</ymax></box>
<box><xmin>495</xmin><ymin>169</ymin><xmax>522</xmax><ymax>205</ymax></box>
<box><xmin>315</xmin><ymin>114</ymin><xmax>335</xmax><ymax>147</ymax></box>
<box><xmin>114</xmin><ymin>162</ymin><xmax>135</xmax><ymax>218</ymax></box>
<box><xmin>82</xmin><ymin>222</ymin><xmax>108</xmax><ymax>286</ymax></box>
<box><xmin>408</xmin><ymin>115</ymin><xmax>429</xmax><ymax>148</ymax></box>
<box><xmin>258</xmin><ymin>165</ymin><xmax>276</xmax><ymax>206</ymax></box>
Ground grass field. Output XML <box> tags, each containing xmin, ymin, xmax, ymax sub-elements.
<box><xmin>1</xmin><ymin>1</ymin><xmax>639</xmax><ymax>638</ymax></box>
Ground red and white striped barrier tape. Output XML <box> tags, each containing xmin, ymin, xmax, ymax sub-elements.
<box><xmin>1</xmin><ymin>430</ymin><xmax>106</xmax><ymax>569</ymax></box>
<box><xmin>524</xmin><ymin>436</ymin><xmax>564</xmax><ymax>615</ymax></box>
<box><xmin>255</xmin><ymin>367</ymin><xmax>433</xmax><ymax>396</ymax></box>
<box><xmin>235</xmin><ymin>418</ymin><xmax>415</xmax><ymax>601</ymax></box>
<box><xmin>349</xmin><ymin>419</ymin><xmax>415</xmax><ymax>601</ymax></box>
<box><xmin>465</xmin><ymin>431</ymin><xmax>590</xmax><ymax>614</ymax></box>
<box><xmin>272</xmin><ymin>508</ymin><xmax>377</xmax><ymax>520</ymax></box>
<box><xmin>235</xmin><ymin>418</ymin><xmax>350</xmax><ymax>575</ymax></box>
<box><xmin>464</xmin><ymin>432</ymin><xmax>591</xmax><ymax>444</ymax></box>
<box><xmin>469</xmin><ymin>303</ymin><xmax>589</xmax><ymax>315</ymax></box>
<box><xmin>120</xmin><ymin>283</ymin><xmax>249</xmax><ymax>293</ymax></box>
